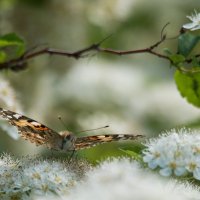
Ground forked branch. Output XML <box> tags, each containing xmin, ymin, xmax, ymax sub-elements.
<box><xmin>0</xmin><ymin>24</ymin><xmax>175</xmax><ymax>71</ymax></box>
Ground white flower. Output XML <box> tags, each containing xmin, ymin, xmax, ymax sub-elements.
<box><xmin>51</xmin><ymin>158</ymin><xmax>200</xmax><ymax>200</ymax></box>
<box><xmin>143</xmin><ymin>128</ymin><xmax>200</xmax><ymax>180</ymax></box>
<box><xmin>183</xmin><ymin>10</ymin><xmax>200</xmax><ymax>31</ymax></box>
<box><xmin>0</xmin><ymin>154</ymin><xmax>90</xmax><ymax>199</ymax></box>
<box><xmin>19</xmin><ymin>160</ymin><xmax>75</xmax><ymax>196</ymax></box>
<box><xmin>185</xmin><ymin>155</ymin><xmax>200</xmax><ymax>180</ymax></box>
<box><xmin>0</xmin><ymin>154</ymin><xmax>21</xmax><ymax>199</ymax></box>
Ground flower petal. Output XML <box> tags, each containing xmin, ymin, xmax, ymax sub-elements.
<box><xmin>159</xmin><ymin>168</ymin><xmax>172</xmax><ymax>177</ymax></box>
<box><xmin>193</xmin><ymin>168</ymin><xmax>200</xmax><ymax>180</ymax></box>
<box><xmin>148</xmin><ymin>161</ymin><xmax>158</xmax><ymax>169</ymax></box>
<box><xmin>182</xmin><ymin>23</ymin><xmax>196</xmax><ymax>29</ymax></box>
<box><xmin>174</xmin><ymin>167</ymin><xmax>186</xmax><ymax>176</ymax></box>
<box><xmin>191</xmin><ymin>25</ymin><xmax>200</xmax><ymax>31</ymax></box>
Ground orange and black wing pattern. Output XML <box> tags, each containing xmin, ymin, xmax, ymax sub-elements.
<box><xmin>0</xmin><ymin>108</ymin><xmax>63</xmax><ymax>150</ymax></box>
<box><xmin>74</xmin><ymin>134</ymin><xmax>143</xmax><ymax>150</ymax></box>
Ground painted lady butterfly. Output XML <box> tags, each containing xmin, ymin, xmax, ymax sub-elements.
<box><xmin>0</xmin><ymin>108</ymin><xmax>143</xmax><ymax>151</ymax></box>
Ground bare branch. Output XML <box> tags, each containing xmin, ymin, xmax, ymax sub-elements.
<box><xmin>0</xmin><ymin>31</ymin><xmax>171</xmax><ymax>71</ymax></box>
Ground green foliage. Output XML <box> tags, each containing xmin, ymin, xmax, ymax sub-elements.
<box><xmin>178</xmin><ymin>33</ymin><xmax>200</xmax><ymax>57</ymax></box>
<box><xmin>171</xmin><ymin>33</ymin><xmax>200</xmax><ymax>109</ymax></box>
<box><xmin>175</xmin><ymin>70</ymin><xmax>200</xmax><ymax>107</ymax></box>
<box><xmin>120</xmin><ymin>148</ymin><xmax>143</xmax><ymax>162</ymax></box>
<box><xmin>168</xmin><ymin>33</ymin><xmax>200</xmax><ymax>69</ymax></box>
<box><xmin>163</xmin><ymin>48</ymin><xmax>172</xmax><ymax>56</ymax></box>
<box><xmin>0</xmin><ymin>51</ymin><xmax>7</xmax><ymax>63</ymax></box>
<box><xmin>16</xmin><ymin>0</ymin><xmax>47</xmax><ymax>7</ymax></box>
<box><xmin>169</xmin><ymin>54</ymin><xmax>185</xmax><ymax>66</ymax></box>
<box><xmin>191</xmin><ymin>56</ymin><xmax>200</xmax><ymax>67</ymax></box>
<box><xmin>0</xmin><ymin>33</ymin><xmax>25</xmax><ymax>61</ymax></box>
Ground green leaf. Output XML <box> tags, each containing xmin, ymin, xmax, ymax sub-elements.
<box><xmin>191</xmin><ymin>56</ymin><xmax>200</xmax><ymax>68</ymax></box>
<box><xmin>0</xmin><ymin>33</ymin><xmax>25</xmax><ymax>57</ymax></box>
<box><xmin>175</xmin><ymin>70</ymin><xmax>200</xmax><ymax>107</ymax></box>
<box><xmin>169</xmin><ymin>54</ymin><xmax>185</xmax><ymax>65</ymax></box>
<box><xmin>0</xmin><ymin>51</ymin><xmax>7</xmax><ymax>63</ymax></box>
<box><xmin>120</xmin><ymin>148</ymin><xmax>143</xmax><ymax>162</ymax></box>
<box><xmin>178</xmin><ymin>33</ymin><xmax>200</xmax><ymax>57</ymax></box>
<box><xmin>163</xmin><ymin>48</ymin><xmax>172</xmax><ymax>56</ymax></box>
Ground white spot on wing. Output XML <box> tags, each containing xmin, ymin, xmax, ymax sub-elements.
<box><xmin>31</xmin><ymin>121</ymin><xmax>41</xmax><ymax>126</ymax></box>
<box><xmin>117</xmin><ymin>135</ymin><xmax>125</xmax><ymax>138</ymax></box>
<box><xmin>13</xmin><ymin>114</ymin><xmax>22</xmax><ymax>119</ymax></box>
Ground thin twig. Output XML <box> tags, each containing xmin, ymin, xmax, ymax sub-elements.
<box><xmin>0</xmin><ymin>31</ymin><xmax>170</xmax><ymax>71</ymax></box>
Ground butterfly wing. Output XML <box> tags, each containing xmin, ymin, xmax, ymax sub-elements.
<box><xmin>74</xmin><ymin>134</ymin><xmax>143</xmax><ymax>150</ymax></box>
<box><xmin>0</xmin><ymin>108</ymin><xmax>63</xmax><ymax>150</ymax></box>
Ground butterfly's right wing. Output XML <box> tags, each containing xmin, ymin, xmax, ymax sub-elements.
<box><xmin>74</xmin><ymin>134</ymin><xmax>143</xmax><ymax>150</ymax></box>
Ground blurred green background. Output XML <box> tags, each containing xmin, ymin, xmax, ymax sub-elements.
<box><xmin>0</xmin><ymin>0</ymin><xmax>200</xmax><ymax>162</ymax></box>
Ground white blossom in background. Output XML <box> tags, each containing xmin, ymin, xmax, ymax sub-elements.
<box><xmin>47</xmin><ymin>158</ymin><xmax>200</xmax><ymax>200</ymax></box>
<box><xmin>130</xmin><ymin>83</ymin><xmax>200</xmax><ymax>126</ymax></box>
<box><xmin>0</xmin><ymin>123</ymin><xmax>19</xmax><ymax>140</ymax></box>
<box><xmin>86</xmin><ymin>0</ymin><xmax>137</xmax><ymax>28</ymax></box>
<box><xmin>183</xmin><ymin>10</ymin><xmax>200</xmax><ymax>31</ymax></box>
<box><xmin>0</xmin><ymin>154</ymin><xmax>90</xmax><ymax>199</ymax></box>
<box><xmin>0</xmin><ymin>76</ymin><xmax>21</xmax><ymax>111</ymax></box>
<box><xmin>0</xmin><ymin>76</ymin><xmax>22</xmax><ymax>139</ymax></box>
<box><xmin>56</xmin><ymin>60</ymin><xmax>200</xmax><ymax>134</ymax></box>
<box><xmin>143</xmin><ymin>128</ymin><xmax>200</xmax><ymax>180</ymax></box>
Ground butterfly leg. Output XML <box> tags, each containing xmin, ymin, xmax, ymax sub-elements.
<box><xmin>67</xmin><ymin>149</ymin><xmax>76</xmax><ymax>164</ymax></box>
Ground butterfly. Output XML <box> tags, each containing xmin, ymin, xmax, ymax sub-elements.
<box><xmin>0</xmin><ymin>108</ymin><xmax>143</xmax><ymax>151</ymax></box>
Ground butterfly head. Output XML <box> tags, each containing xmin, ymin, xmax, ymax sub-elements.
<box><xmin>59</xmin><ymin>131</ymin><xmax>76</xmax><ymax>151</ymax></box>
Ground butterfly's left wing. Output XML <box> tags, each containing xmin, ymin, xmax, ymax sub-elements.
<box><xmin>0</xmin><ymin>108</ymin><xmax>63</xmax><ymax>150</ymax></box>
<box><xmin>74</xmin><ymin>134</ymin><xmax>143</xmax><ymax>150</ymax></box>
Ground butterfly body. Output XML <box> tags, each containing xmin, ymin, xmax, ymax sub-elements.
<box><xmin>0</xmin><ymin>108</ymin><xmax>143</xmax><ymax>151</ymax></box>
<box><xmin>59</xmin><ymin>131</ymin><xmax>76</xmax><ymax>151</ymax></box>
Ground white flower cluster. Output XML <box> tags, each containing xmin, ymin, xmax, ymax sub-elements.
<box><xmin>143</xmin><ymin>128</ymin><xmax>200</xmax><ymax>180</ymax></box>
<box><xmin>0</xmin><ymin>154</ymin><xmax>90</xmax><ymax>199</ymax></box>
<box><xmin>46</xmin><ymin>158</ymin><xmax>200</xmax><ymax>200</ymax></box>
<box><xmin>183</xmin><ymin>10</ymin><xmax>200</xmax><ymax>31</ymax></box>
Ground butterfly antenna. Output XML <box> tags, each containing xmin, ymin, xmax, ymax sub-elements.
<box><xmin>58</xmin><ymin>116</ymin><xmax>69</xmax><ymax>130</ymax></box>
<box><xmin>76</xmin><ymin>125</ymin><xmax>109</xmax><ymax>134</ymax></box>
